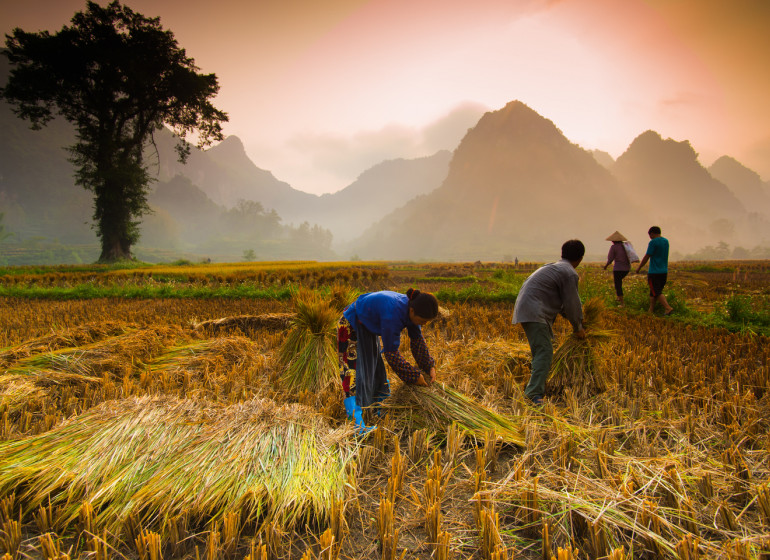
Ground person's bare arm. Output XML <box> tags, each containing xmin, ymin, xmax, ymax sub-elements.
<box><xmin>636</xmin><ymin>254</ymin><xmax>650</xmax><ymax>274</ymax></box>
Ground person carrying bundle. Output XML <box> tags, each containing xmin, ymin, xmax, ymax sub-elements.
<box><xmin>337</xmin><ymin>288</ymin><xmax>439</xmax><ymax>432</ymax></box>
<box><xmin>603</xmin><ymin>230</ymin><xmax>632</xmax><ymax>307</ymax></box>
<box><xmin>512</xmin><ymin>240</ymin><xmax>586</xmax><ymax>405</ymax></box>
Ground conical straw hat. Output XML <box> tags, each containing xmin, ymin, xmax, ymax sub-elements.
<box><xmin>606</xmin><ymin>231</ymin><xmax>627</xmax><ymax>242</ymax></box>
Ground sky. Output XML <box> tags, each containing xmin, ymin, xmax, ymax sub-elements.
<box><xmin>2</xmin><ymin>0</ymin><xmax>769</xmax><ymax>195</ymax></box>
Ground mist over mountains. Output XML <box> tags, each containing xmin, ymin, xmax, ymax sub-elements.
<box><xmin>2</xmin><ymin>87</ymin><xmax>769</xmax><ymax>263</ymax></box>
<box><xmin>346</xmin><ymin>102</ymin><xmax>770</xmax><ymax>260</ymax></box>
<box><xmin>352</xmin><ymin>102</ymin><xmax>632</xmax><ymax>260</ymax></box>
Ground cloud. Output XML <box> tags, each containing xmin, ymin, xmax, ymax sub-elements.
<box><xmin>287</xmin><ymin>125</ymin><xmax>421</xmax><ymax>180</ymax></box>
<box><xmin>259</xmin><ymin>101</ymin><xmax>489</xmax><ymax>194</ymax></box>
<box><xmin>421</xmin><ymin>101</ymin><xmax>489</xmax><ymax>153</ymax></box>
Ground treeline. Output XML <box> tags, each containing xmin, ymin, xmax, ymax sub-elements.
<box><xmin>680</xmin><ymin>241</ymin><xmax>770</xmax><ymax>260</ymax></box>
<box><xmin>0</xmin><ymin>178</ymin><xmax>336</xmax><ymax>265</ymax></box>
<box><xmin>140</xmin><ymin>176</ymin><xmax>335</xmax><ymax>261</ymax></box>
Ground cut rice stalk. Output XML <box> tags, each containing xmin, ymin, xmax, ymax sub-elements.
<box><xmin>0</xmin><ymin>321</ymin><xmax>130</xmax><ymax>369</ymax></box>
<box><xmin>383</xmin><ymin>383</ymin><xmax>524</xmax><ymax>447</ymax></box>
<box><xmin>547</xmin><ymin>297</ymin><xmax>616</xmax><ymax>399</ymax></box>
<box><xmin>193</xmin><ymin>313</ymin><xmax>296</xmax><ymax>334</ymax></box>
<box><xmin>0</xmin><ymin>396</ymin><xmax>356</xmax><ymax>535</ymax></box>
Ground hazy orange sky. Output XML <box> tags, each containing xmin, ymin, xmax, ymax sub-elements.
<box><xmin>2</xmin><ymin>0</ymin><xmax>769</xmax><ymax>194</ymax></box>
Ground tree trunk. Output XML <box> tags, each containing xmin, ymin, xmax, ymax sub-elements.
<box><xmin>95</xmin><ymin>172</ymin><xmax>138</xmax><ymax>263</ymax></box>
<box><xmin>99</xmin><ymin>236</ymin><xmax>132</xmax><ymax>262</ymax></box>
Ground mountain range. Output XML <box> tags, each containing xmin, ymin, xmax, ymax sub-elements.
<box><xmin>2</xmin><ymin>67</ymin><xmax>769</xmax><ymax>263</ymax></box>
<box><xmin>349</xmin><ymin>102</ymin><xmax>770</xmax><ymax>260</ymax></box>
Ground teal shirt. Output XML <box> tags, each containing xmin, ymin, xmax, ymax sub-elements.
<box><xmin>646</xmin><ymin>236</ymin><xmax>669</xmax><ymax>274</ymax></box>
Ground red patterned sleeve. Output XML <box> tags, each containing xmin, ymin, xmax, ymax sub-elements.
<box><xmin>382</xmin><ymin>351</ymin><xmax>423</xmax><ymax>384</ymax></box>
<box><xmin>410</xmin><ymin>334</ymin><xmax>435</xmax><ymax>373</ymax></box>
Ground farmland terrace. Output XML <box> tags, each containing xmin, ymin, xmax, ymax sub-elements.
<box><xmin>0</xmin><ymin>260</ymin><xmax>768</xmax><ymax>559</ymax></box>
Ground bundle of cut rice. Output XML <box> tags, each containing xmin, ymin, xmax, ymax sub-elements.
<box><xmin>383</xmin><ymin>383</ymin><xmax>525</xmax><ymax>447</ymax></box>
<box><xmin>0</xmin><ymin>396</ymin><xmax>355</xmax><ymax>534</ymax></box>
<box><xmin>278</xmin><ymin>289</ymin><xmax>341</xmax><ymax>395</ymax></box>
<box><xmin>546</xmin><ymin>297</ymin><xmax>615</xmax><ymax>399</ymax></box>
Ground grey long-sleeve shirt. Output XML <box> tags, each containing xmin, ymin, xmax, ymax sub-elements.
<box><xmin>512</xmin><ymin>259</ymin><xmax>583</xmax><ymax>332</ymax></box>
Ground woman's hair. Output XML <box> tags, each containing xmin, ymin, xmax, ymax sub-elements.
<box><xmin>406</xmin><ymin>288</ymin><xmax>439</xmax><ymax>320</ymax></box>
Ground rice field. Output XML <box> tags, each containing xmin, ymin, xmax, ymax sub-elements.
<box><xmin>0</xmin><ymin>261</ymin><xmax>768</xmax><ymax>559</ymax></box>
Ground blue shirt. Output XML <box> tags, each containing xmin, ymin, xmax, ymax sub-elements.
<box><xmin>343</xmin><ymin>291</ymin><xmax>422</xmax><ymax>352</ymax></box>
<box><xmin>646</xmin><ymin>236</ymin><xmax>669</xmax><ymax>274</ymax></box>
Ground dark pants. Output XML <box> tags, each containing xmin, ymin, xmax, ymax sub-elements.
<box><xmin>521</xmin><ymin>322</ymin><xmax>553</xmax><ymax>401</ymax></box>
<box><xmin>647</xmin><ymin>273</ymin><xmax>667</xmax><ymax>297</ymax></box>
<box><xmin>338</xmin><ymin>318</ymin><xmax>389</xmax><ymax>408</ymax></box>
<box><xmin>613</xmin><ymin>270</ymin><xmax>629</xmax><ymax>297</ymax></box>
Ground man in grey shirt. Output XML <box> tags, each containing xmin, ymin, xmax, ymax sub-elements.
<box><xmin>513</xmin><ymin>239</ymin><xmax>586</xmax><ymax>404</ymax></box>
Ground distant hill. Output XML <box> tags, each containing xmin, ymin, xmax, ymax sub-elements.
<box><xmin>350</xmin><ymin>101</ymin><xmax>636</xmax><ymax>260</ymax></box>
<box><xmin>612</xmin><ymin>131</ymin><xmax>749</xmax><ymax>248</ymax></box>
<box><xmin>591</xmin><ymin>149</ymin><xmax>615</xmax><ymax>169</ymax></box>
<box><xmin>147</xmin><ymin>175</ymin><xmax>222</xmax><ymax>246</ymax></box>
<box><xmin>0</xmin><ymin>53</ymin><xmax>93</xmax><ymax>244</ymax></box>
<box><xmin>149</xmin><ymin>131</ymin><xmax>318</xmax><ymax>215</ymax></box>
<box><xmin>349</xmin><ymin>104</ymin><xmax>770</xmax><ymax>260</ymax></box>
<box><xmin>147</xmin><ymin>130</ymin><xmax>450</xmax><ymax>244</ymax></box>
<box><xmin>152</xmin><ymin>128</ymin><xmax>450</xmax><ymax>240</ymax></box>
<box><xmin>4</xmin><ymin>44</ymin><xmax>769</xmax><ymax>263</ymax></box>
<box><xmin>305</xmin><ymin>152</ymin><xmax>450</xmax><ymax>243</ymax></box>
<box><xmin>708</xmin><ymin>155</ymin><xmax>770</xmax><ymax>215</ymax></box>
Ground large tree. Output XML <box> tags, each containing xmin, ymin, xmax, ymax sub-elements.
<box><xmin>1</xmin><ymin>1</ymin><xmax>227</xmax><ymax>262</ymax></box>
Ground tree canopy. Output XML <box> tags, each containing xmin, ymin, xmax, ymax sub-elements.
<box><xmin>1</xmin><ymin>1</ymin><xmax>228</xmax><ymax>262</ymax></box>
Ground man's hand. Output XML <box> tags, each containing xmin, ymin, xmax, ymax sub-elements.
<box><xmin>415</xmin><ymin>375</ymin><xmax>429</xmax><ymax>387</ymax></box>
<box><xmin>428</xmin><ymin>367</ymin><xmax>436</xmax><ymax>385</ymax></box>
<box><xmin>574</xmin><ymin>328</ymin><xmax>586</xmax><ymax>340</ymax></box>
<box><xmin>636</xmin><ymin>254</ymin><xmax>650</xmax><ymax>274</ymax></box>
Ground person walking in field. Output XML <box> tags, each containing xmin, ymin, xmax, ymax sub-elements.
<box><xmin>337</xmin><ymin>288</ymin><xmax>439</xmax><ymax>432</ymax></box>
<box><xmin>635</xmin><ymin>225</ymin><xmax>674</xmax><ymax>316</ymax></box>
<box><xmin>603</xmin><ymin>231</ymin><xmax>632</xmax><ymax>307</ymax></box>
<box><xmin>513</xmin><ymin>240</ymin><xmax>586</xmax><ymax>405</ymax></box>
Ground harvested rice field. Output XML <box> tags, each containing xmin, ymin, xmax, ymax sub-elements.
<box><xmin>0</xmin><ymin>261</ymin><xmax>768</xmax><ymax>559</ymax></box>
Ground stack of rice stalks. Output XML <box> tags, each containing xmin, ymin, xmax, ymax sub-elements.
<box><xmin>383</xmin><ymin>383</ymin><xmax>525</xmax><ymax>447</ymax></box>
<box><xmin>439</xmin><ymin>338</ymin><xmax>531</xmax><ymax>396</ymax></box>
<box><xmin>0</xmin><ymin>321</ymin><xmax>129</xmax><ymax>368</ymax></box>
<box><xmin>0</xmin><ymin>396</ymin><xmax>355</xmax><ymax>535</ymax></box>
<box><xmin>547</xmin><ymin>297</ymin><xmax>615</xmax><ymax>400</ymax></box>
<box><xmin>278</xmin><ymin>289</ymin><xmax>352</xmax><ymax>397</ymax></box>
<box><xmin>143</xmin><ymin>336</ymin><xmax>272</xmax><ymax>399</ymax></box>
<box><xmin>0</xmin><ymin>328</ymin><xmax>178</xmax><ymax>417</ymax></box>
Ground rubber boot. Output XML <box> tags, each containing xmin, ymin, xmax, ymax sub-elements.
<box><xmin>343</xmin><ymin>396</ymin><xmax>372</xmax><ymax>435</ymax></box>
<box><xmin>371</xmin><ymin>379</ymin><xmax>391</xmax><ymax>417</ymax></box>
<box><xmin>343</xmin><ymin>395</ymin><xmax>356</xmax><ymax>418</ymax></box>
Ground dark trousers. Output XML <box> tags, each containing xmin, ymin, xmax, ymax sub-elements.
<box><xmin>351</xmin><ymin>323</ymin><xmax>390</xmax><ymax>408</ymax></box>
<box><xmin>521</xmin><ymin>322</ymin><xmax>553</xmax><ymax>400</ymax></box>
<box><xmin>613</xmin><ymin>270</ymin><xmax>629</xmax><ymax>297</ymax></box>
